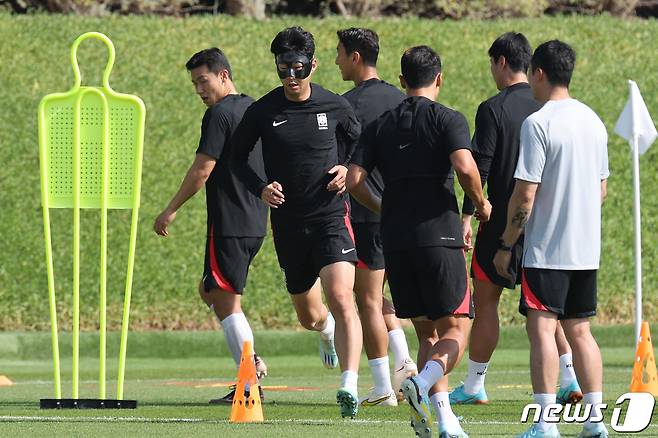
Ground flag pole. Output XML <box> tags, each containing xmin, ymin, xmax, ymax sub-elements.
<box><xmin>632</xmin><ymin>126</ymin><xmax>642</xmax><ymax>345</ymax></box>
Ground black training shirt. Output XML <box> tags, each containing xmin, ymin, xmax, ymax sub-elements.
<box><xmin>196</xmin><ymin>94</ymin><xmax>268</xmax><ymax>237</ymax></box>
<box><xmin>343</xmin><ymin>79</ymin><xmax>406</xmax><ymax>224</ymax></box>
<box><xmin>462</xmin><ymin>83</ymin><xmax>541</xmax><ymax>229</ymax></box>
<box><xmin>352</xmin><ymin>96</ymin><xmax>471</xmax><ymax>252</ymax></box>
<box><xmin>232</xmin><ymin>84</ymin><xmax>361</xmax><ymax>225</ymax></box>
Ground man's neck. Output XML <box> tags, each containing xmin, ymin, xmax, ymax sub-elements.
<box><xmin>499</xmin><ymin>73</ymin><xmax>528</xmax><ymax>90</ymax></box>
<box><xmin>406</xmin><ymin>87</ymin><xmax>437</xmax><ymax>101</ymax></box>
<box><xmin>541</xmin><ymin>85</ymin><xmax>571</xmax><ymax>103</ymax></box>
<box><xmin>353</xmin><ymin>66</ymin><xmax>379</xmax><ymax>87</ymax></box>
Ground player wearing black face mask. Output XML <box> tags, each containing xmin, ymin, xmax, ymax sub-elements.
<box><xmin>275</xmin><ymin>51</ymin><xmax>313</xmax><ymax>80</ymax></box>
<box><xmin>231</xmin><ymin>26</ymin><xmax>364</xmax><ymax>419</ymax></box>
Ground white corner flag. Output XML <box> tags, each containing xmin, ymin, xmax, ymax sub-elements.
<box><xmin>615</xmin><ymin>80</ymin><xmax>657</xmax><ymax>155</ymax></box>
<box><xmin>614</xmin><ymin>80</ymin><xmax>657</xmax><ymax>346</ymax></box>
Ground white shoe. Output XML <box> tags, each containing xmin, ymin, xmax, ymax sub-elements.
<box><xmin>319</xmin><ymin>336</ymin><xmax>338</xmax><ymax>369</ymax></box>
<box><xmin>254</xmin><ymin>354</ymin><xmax>268</xmax><ymax>379</ymax></box>
<box><xmin>393</xmin><ymin>357</ymin><xmax>418</xmax><ymax>401</ymax></box>
<box><xmin>358</xmin><ymin>388</ymin><xmax>398</xmax><ymax>406</ymax></box>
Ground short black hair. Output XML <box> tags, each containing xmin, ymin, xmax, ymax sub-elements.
<box><xmin>336</xmin><ymin>27</ymin><xmax>379</xmax><ymax>67</ymax></box>
<box><xmin>401</xmin><ymin>46</ymin><xmax>442</xmax><ymax>89</ymax></box>
<box><xmin>270</xmin><ymin>26</ymin><xmax>315</xmax><ymax>59</ymax></box>
<box><xmin>488</xmin><ymin>32</ymin><xmax>532</xmax><ymax>73</ymax></box>
<box><xmin>531</xmin><ymin>40</ymin><xmax>576</xmax><ymax>87</ymax></box>
<box><xmin>185</xmin><ymin>48</ymin><xmax>232</xmax><ymax>79</ymax></box>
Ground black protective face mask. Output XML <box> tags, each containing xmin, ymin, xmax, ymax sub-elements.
<box><xmin>275</xmin><ymin>51</ymin><xmax>312</xmax><ymax>79</ymax></box>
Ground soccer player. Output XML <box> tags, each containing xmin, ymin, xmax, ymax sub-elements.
<box><xmin>231</xmin><ymin>26</ymin><xmax>364</xmax><ymax>418</ymax></box>
<box><xmin>493</xmin><ymin>40</ymin><xmax>609</xmax><ymax>438</ymax></box>
<box><xmin>153</xmin><ymin>48</ymin><xmax>269</xmax><ymax>403</ymax></box>
<box><xmin>349</xmin><ymin>45</ymin><xmax>491</xmax><ymax>438</ymax></box>
<box><xmin>335</xmin><ymin>27</ymin><xmax>417</xmax><ymax>406</ymax></box>
<box><xmin>451</xmin><ymin>33</ymin><xmax>582</xmax><ymax>406</ymax></box>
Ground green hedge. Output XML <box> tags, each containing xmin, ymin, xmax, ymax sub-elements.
<box><xmin>0</xmin><ymin>14</ymin><xmax>657</xmax><ymax>330</ymax></box>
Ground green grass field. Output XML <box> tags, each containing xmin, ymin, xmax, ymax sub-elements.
<box><xmin>0</xmin><ymin>13</ymin><xmax>657</xmax><ymax>330</ymax></box>
<box><xmin>0</xmin><ymin>326</ymin><xmax>655</xmax><ymax>437</ymax></box>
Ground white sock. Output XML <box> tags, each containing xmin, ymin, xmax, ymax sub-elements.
<box><xmin>341</xmin><ymin>370</ymin><xmax>359</xmax><ymax>393</ymax></box>
<box><xmin>583</xmin><ymin>392</ymin><xmax>603</xmax><ymax>429</ymax></box>
<box><xmin>319</xmin><ymin>312</ymin><xmax>335</xmax><ymax>340</ymax></box>
<box><xmin>369</xmin><ymin>356</ymin><xmax>393</xmax><ymax>394</ymax></box>
<box><xmin>415</xmin><ymin>360</ymin><xmax>445</xmax><ymax>394</ymax></box>
<box><xmin>388</xmin><ymin>328</ymin><xmax>411</xmax><ymax>368</ymax></box>
<box><xmin>430</xmin><ymin>392</ymin><xmax>460</xmax><ymax>431</ymax></box>
<box><xmin>463</xmin><ymin>359</ymin><xmax>488</xmax><ymax>395</ymax></box>
<box><xmin>559</xmin><ymin>353</ymin><xmax>577</xmax><ymax>387</ymax></box>
<box><xmin>533</xmin><ymin>393</ymin><xmax>557</xmax><ymax>432</ymax></box>
<box><xmin>220</xmin><ymin>312</ymin><xmax>254</xmax><ymax>367</ymax></box>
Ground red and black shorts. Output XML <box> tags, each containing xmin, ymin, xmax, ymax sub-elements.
<box><xmin>202</xmin><ymin>223</ymin><xmax>264</xmax><ymax>294</ymax></box>
<box><xmin>272</xmin><ymin>213</ymin><xmax>358</xmax><ymax>295</ymax></box>
<box><xmin>520</xmin><ymin>268</ymin><xmax>598</xmax><ymax>319</ymax></box>
<box><xmin>353</xmin><ymin>222</ymin><xmax>385</xmax><ymax>271</ymax></box>
<box><xmin>471</xmin><ymin>221</ymin><xmax>523</xmax><ymax>289</ymax></box>
<box><xmin>385</xmin><ymin>246</ymin><xmax>473</xmax><ymax>321</ymax></box>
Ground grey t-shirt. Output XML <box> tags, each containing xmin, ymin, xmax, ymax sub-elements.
<box><xmin>515</xmin><ymin>99</ymin><xmax>609</xmax><ymax>270</ymax></box>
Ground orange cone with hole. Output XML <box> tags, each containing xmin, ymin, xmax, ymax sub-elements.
<box><xmin>630</xmin><ymin>322</ymin><xmax>658</xmax><ymax>396</ymax></box>
<box><xmin>229</xmin><ymin>341</ymin><xmax>263</xmax><ymax>422</ymax></box>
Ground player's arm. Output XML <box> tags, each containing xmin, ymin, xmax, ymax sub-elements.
<box><xmin>347</xmin><ymin>164</ymin><xmax>381</xmax><ymax>214</ymax></box>
<box><xmin>231</xmin><ymin>105</ymin><xmax>284</xmax><ymax>208</ymax></box>
<box><xmin>154</xmin><ymin>153</ymin><xmax>215</xmax><ymax>236</ymax></box>
<box><xmin>462</xmin><ymin>103</ymin><xmax>497</xmax><ymax>249</ymax></box>
<box><xmin>347</xmin><ymin>123</ymin><xmax>380</xmax><ymax>213</ymax></box>
<box><xmin>601</xmin><ymin>179</ymin><xmax>607</xmax><ymax>204</ymax></box>
<box><xmin>499</xmin><ymin>179</ymin><xmax>538</xmax><ymax>247</ymax></box>
<box><xmin>451</xmin><ymin>149</ymin><xmax>491</xmax><ymax>223</ymax></box>
<box><xmin>494</xmin><ymin>117</ymin><xmax>544</xmax><ymax>279</ymax></box>
<box><xmin>328</xmin><ymin>99</ymin><xmax>362</xmax><ymax>194</ymax></box>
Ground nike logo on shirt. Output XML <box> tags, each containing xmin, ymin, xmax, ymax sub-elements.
<box><xmin>399</xmin><ymin>143</ymin><xmax>412</xmax><ymax>150</ymax></box>
<box><xmin>341</xmin><ymin>248</ymin><xmax>355</xmax><ymax>254</ymax></box>
<box><xmin>273</xmin><ymin>120</ymin><xmax>288</xmax><ymax>127</ymax></box>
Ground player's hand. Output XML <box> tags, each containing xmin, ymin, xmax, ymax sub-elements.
<box><xmin>261</xmin><ymin>181</ymin><xmax>285</xmax><ymax>208</ymax></box>
<box><xmin>327</xmin><ymin>165</ymin><xmax>348</xmax><ymax>195</ymax></box>
<box><xmin>154</xmin><ymin>208</ymin><xmax>176</xmax><ymax>237</ymax></box>
<box><xmin>493</xmin><ymin>249</ymin><xmax>513</xmax><ymax>280</ymax></box>
<box><xmin>475</xmin><ymin>199</ymin><xmax>492</xmax><ymax>222</ymax></box>
<box><xmin>462</xmin><ymin>215</ymin><xmax>473</xmax><ymax>251</ymax></box>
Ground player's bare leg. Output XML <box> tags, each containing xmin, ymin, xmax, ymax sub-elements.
<box><xmin>404</xmin><ymin>316</ymin><xmax>470</xmax><ymax>437</ymax></box>
<box><xmin>561</xmin><ymin>318</ymin><xmax>604</xmax><ymax>436</ymax></box>
<box><xmin>524</xmin><ymin>310</ymin><xmax>560</xmax><ymax>434</ymax></box>
<box><xmin>555</xmin><ymin>321</ymin><xmax>582</xmax><ymax>403</ymax></box>
<box><xmin>451</xmin><ymin>278</ymin><xmax>501</xmax><ymax>404</ymax></box>
<box><xmin>289</xmin><ymin>278</ymin><xmax>341</xmax><ymax>368</ymax></box>
<box><xmin>320</xmin><ymin>261</ymin><xmax>363</xmax><ymax>417</ymax></box>
<box><xmin>354</xmin><ymin>268</ymin><xmax>396</xmax><ymax>406</ymax></box>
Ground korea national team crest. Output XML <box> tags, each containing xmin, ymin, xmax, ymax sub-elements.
<box><xmin>316</xmin><ymin>113</ymin><xmax>328</xmax><ymax>130</ymax></box>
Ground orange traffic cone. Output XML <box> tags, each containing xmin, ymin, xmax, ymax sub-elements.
<box><xmin>630</xmin><ymin>322</ymin><xmax>658</xmax><ymax>396</ymax></box>
<box><xmin>0</xmin><ymin>375</ymin><xmax>13</xmax><ymax>387</ymax></box>
<box><xmin>229</xmin><ymin>341</ymin><xmax>264</xmax><ymax>423</ymax></box>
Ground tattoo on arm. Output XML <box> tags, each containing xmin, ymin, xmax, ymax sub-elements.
<box><xmin>511</xmin><ymin>209</ymin><xmax>529</xmax><ymax>228</ymax></box>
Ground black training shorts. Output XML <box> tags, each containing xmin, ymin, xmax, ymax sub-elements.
<box><xmin>471</xmin><ymin>221</ymin><xmax>523</xmax><ymax>289</ymax></box>
<box><xmin>385</xmin><ymin>246</ymin><xmax>473</xmax><ymax>321</ymax></box>
<box><xmin>202</xmin><ymin>224</ymin><xmax>263</xmax><ymax>294</ymax></box>
<box><xmin>353</xmin><ymin>222</ymin><xmax>385</xmax><ymax>271</ymax></box>
<box><xmin>272</xmin><ymin>214</ymin><xmax>358</xmax><ymax>294</ymax></box>
<box><xmin>519</xmin><ymin>268</ymin><xmax>597</xmax><ymax>319</ymax></box>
